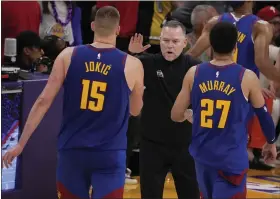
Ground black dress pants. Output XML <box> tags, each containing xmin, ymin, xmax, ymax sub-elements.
<box><xmin>140</xmin><ymin>138</ymin><xmax>199</xmax><ymax>199</ymax></box>
<box><xmin>126</xmin><ymin>116</ymin><xmax>140</xmax><ymax>168</ymax></box>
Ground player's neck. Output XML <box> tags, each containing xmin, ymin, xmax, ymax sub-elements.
<box><xmin>93</xmin><ymin>36</ymin><xmax>116</xmax><ymax>48</ymax></box>
<box><xmin>211</xmin><ymin>54</ymin><xmax>234</xmax><ymax>66</ymax></box>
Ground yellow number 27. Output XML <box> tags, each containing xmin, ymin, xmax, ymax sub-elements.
<box><xmin>201</xmin><ymin>99</ymin><xmax>231</xmax><ymax>129</ymax></box>
<box><xmin>80</xmin><ymin>79</ymin><xmax>107</xmax><ymax>112</ymax></box>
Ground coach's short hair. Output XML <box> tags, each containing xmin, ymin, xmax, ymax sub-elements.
<box><xmin>162</xmin><ymin>20</ymin><xmax>186</xmax><ymax>35</ymax></box>
<box><xmin>210</xmin><ymin>22</ymin><xmax>238</xmax><ymax>54</ymax></box>
<box><xmin>94</xmin><ymin>6</ymin><xmax>120</xmax><ymax>36</ymax></box>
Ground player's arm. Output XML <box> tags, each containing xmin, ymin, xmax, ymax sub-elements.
<box><xmin>272</xmin><ymin>52</ymin><xmax>280</xmax><ymax>96</ymax></box>
<box><xmin>18</xmin><ymin>48</ymin><xmax>72</xmax><ymax>148</ymax></box>
<box><xmin>171</xmin><ymin>66</ymin><xmax>196</xmax><ymax>122</ymax></box>
<box><xmin>254</xmin><ymin>21</ymin><xmax>280</xmax><ymax>83</ymax></box>
<box><xmin>245</xmin><ymin>70</ymin><xmax>276</xmax><ymax>144</ymax></box>
<box><xmin>125</xmin><ymin>55</ymin><xmax>144</xmax><ymax>116</ymax></box>
<box><xmin>186</xmin><ymin>16</ymin><xmax>219</xmax><ymax>58</ymax></box>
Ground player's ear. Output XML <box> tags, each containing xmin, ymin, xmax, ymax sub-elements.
<box><xmin>91</xmin><ymin>21</ymin><xmax>95</xmax><ymax>32</ymax></box>
<box><xmin>183</xmin><ymin>36</ymin><xmax>188</xmax><ymax>48</ymax></box>
<box><xmin>116</xmin><ymin>25</ymin><xmax>120</xmax><ymax>36</ymax></box>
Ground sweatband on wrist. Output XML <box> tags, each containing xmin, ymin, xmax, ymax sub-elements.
<box><xmin>254</xmin><ymin>105</ymin><xmax>276</xmax><ymax>144</ymax></box>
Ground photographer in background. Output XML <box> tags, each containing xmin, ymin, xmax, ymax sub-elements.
<box><xmin>16</xmin><ymin>31</ymin><xmax>44</xmax><ymax>72</ymax></box>
<box><xmin>35</xmin><ymin>35</ymin><xmax>67</xmax><ymax>74</ymax></box>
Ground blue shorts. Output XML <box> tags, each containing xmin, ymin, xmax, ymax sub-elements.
<box><xmin>56</xmin><ymin>149</ymin><xmax>126</xmax><ymax>199</ymax></box>
<box><xmin>195</xmin><ymin>161</ymin><xmax>247</xmax><ymax>199</ymax></box>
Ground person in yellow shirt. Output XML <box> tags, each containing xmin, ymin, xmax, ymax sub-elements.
<box><xmin>149</xmin><ymin>1</ymin><xmax>183</xmax><ymax>53</ymax></box>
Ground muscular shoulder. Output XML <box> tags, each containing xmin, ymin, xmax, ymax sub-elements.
<box><xmin>252</xmin><ymin>20</ymin><xmax>273</xmax><ymax>45</ymax></box>
<box><xmin>125</xmin><ymin>54</ymin><xmax>143</xmax><ymax>75</ymax></box>
<box><xmin>126</xmin><ymin>54</ymin><xmax>142</xmax><ymax>68</ymax></box>
<box><xmin>59</xmin><ymin>46</ymin><xmax>75</xmax><ymax>58</ymax></box>
<box><xmin>253</xmin><ymin>19</ymin><xmax>273</xmax><ymax>35</ymax></box>
<box><xmin>185</xmin><ymin>65</ymin><xmax>198</xmax><ymax>88</ymax></box>
<box><xmin>187</xmin><ymin>65</ymin><xmax>198</xmax><ymax>76</ymax></box>
<box><xmin>56</xmin><ymin>46</ymin><xmax>75</xmax><ymax>65</ymax></box>
<box><xmin>242</xmin><ymin>69</ymin><xmax>259</xmax><ymax>85</ymax></box>
<box><xmin>186</xmin><ymin>65</ymin><xmax>197</xmax><ymax>83</ymax></box>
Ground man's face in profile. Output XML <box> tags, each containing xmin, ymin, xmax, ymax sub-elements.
<box><xmin>29</xmin><ymin>47</ymin><xmax>44</xmax><ymax>62</ymax></box>
<box><xmin>160</xmin><ymin>26</ymin><xmax>187</xmax><ymax>61</ymax></box>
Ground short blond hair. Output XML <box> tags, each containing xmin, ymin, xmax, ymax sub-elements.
<box><xmin>94</xmin><ymin>6</ymin><xmax>120</xmax><ymax>37</ymax></box>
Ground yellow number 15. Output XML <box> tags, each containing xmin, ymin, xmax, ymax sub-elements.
<box><xmin>80</xmin><ymin>79</ymin><xmax>107</xmax><ymax>112</ymax></box>
<box><xmin>201</xmin><ymin>99</ymin><xmax>231</xmax><ymax>129</ymax></box>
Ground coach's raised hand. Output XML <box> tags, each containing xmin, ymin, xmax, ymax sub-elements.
<box><xmin>129</xmin><ymin>33</ymin><xmax>151</xmax><ymax>54</ymax></box>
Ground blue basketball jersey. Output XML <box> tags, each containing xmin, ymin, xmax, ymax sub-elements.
<box><xmin>219</xmin><ymin>13</ymin><xmax>260</xmax><ymax>77</ymax></box>
<box><xmin>58</xmin><ymin>45</ymin><xmax>131</xmax><ymax>151</ymax></box>
<box><xmin>190</xmin><ymin>62</ymin><xmax>251</xmax><ymax>174</ymax></box>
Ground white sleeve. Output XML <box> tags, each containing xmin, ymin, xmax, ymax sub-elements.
<box><xmin>269</xmin><ymin>45</ymin><xmax>280</xmax><ymax>61</ymax></box>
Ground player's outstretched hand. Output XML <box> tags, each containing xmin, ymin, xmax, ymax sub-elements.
<box><xmin>262</xmin><ymin>143</ymin><xmax>277</xmax><ymax>164</ymax></box>
<box><xmin>262</xmin><ymin>87</ymin><xmax>276</xmax><ymax>99</ymax></box>
<box><xmin>2</xmin><ymin>144</ymin><xmax>23</xmax><ymax>168</ymax></box>
<box><xmin>129</xmin><ymin>33</ymin><xmax>151</xmax><ymax>54</ymax></box>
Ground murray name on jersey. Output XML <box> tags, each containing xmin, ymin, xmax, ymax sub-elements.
<box><xmin>199</xmin><ymin>80</ymin><xmax>236</xmax><ymax>96</ymax></box>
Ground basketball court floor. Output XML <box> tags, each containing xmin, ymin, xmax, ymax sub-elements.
<box><xmin>124</xmin><ymin>168</ymin><xmax>280</xmax><ymax>198</ymax></box>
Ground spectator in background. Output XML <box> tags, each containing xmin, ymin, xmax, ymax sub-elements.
<box><xmin>171</xmin><ymin>1</ymin><xmax>230</xmax><ymax>35</ymax></box>
<box><xmin>257</xmin><ymin>6</ymin><xmax>280</xmax><ymax>45</ymax></box>
<box><xmin>1</xmin><ymin>1</ymin><xmax>41</xmax><ymax>58</ymax></box>
<box><xmin>148</xmin><ymin>1</ymin><xmax>182</xmax><ymax>53</ymax></box>
<box><xmin>34</xmin><ymin>56</ymin><xmax>53</xmax><ymax>73</ymax></box>
<box><xmin>16</xmin><ymin>31</ymin><xmax>44</xmax><ymax>71</ymax></box>
<box><xmin>39</xmin><ymin>1</ymin><xmax>82</xmax><ymax>46</ymax></box>
<box><xmin>76</xmin><ymin>1</ymin><xmax>96</xmax><ymax>44</ymax></box>
<box><xmin>34</xmin><ymin>35</ymin><xmax>67</xmax><ymax>74</ymax></box>
<box><xmin>95</xmin><ymin>1</ymin><xmax>139</xmax><ymax>52</ymax></box>
<box><xmin>42</xmin><ymin>35</ymin><xmax>67</xmax><ymax>61</ymax></box>
<box><xmin>185</xmin><ymin>5</ymin><xmax>218</xmax><ymax>61</ymax></box>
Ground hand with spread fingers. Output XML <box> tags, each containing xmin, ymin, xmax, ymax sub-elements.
<box><xmin>128</xmin><ymin>33</ymin><xmax>151</xmax><ymax>54</ymax></box>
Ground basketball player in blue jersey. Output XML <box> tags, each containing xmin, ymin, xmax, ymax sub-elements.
<box><xmin>187</xmin><ymin>1</ymin><xmax>280</xmax><ymax>84</ymax></box>
<box><xmin>2</xmin><ymin>6</ymin><xmax>144</xmax><ymax>199</ymax></box>
<box><xmin>171</xmin><ymin>22</ymin><xmax>277</xmax><ymax>198</ymax></box>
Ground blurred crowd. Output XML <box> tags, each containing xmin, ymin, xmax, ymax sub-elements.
<box><xmin>2</xmin><ymin>1</ymin><xmax>280</xmax><ymax>184</ymax></box>
<box><xmin>2</xmin><ymin>1</ymin><xmax>280</xmax><ymax>73</ymax></box>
